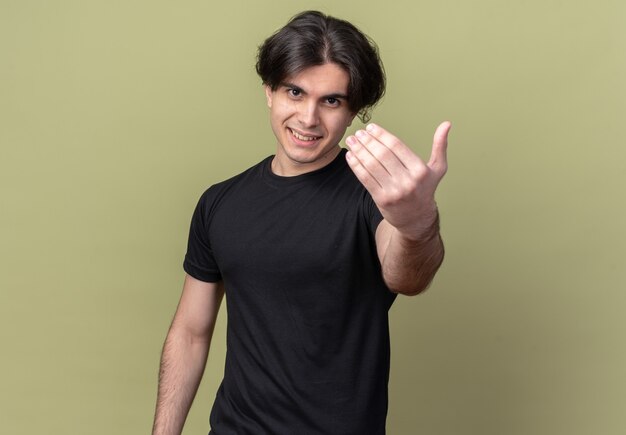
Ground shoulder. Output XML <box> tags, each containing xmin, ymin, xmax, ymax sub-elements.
<box><xmin>196</xmin><ymin>156</ymin><xmax>272</xmax><ymax>209</ymax></box>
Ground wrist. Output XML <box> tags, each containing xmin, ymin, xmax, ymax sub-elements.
<box><xmin>397</xmin><ymin>206</ymin><xmax>440</xmax><ymax>244</ymax></box>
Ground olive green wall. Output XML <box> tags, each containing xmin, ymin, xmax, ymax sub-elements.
<box><xmin>2</xmin><ymin>1</ymin><xmax>625</xmax><ymax>434</ymax></box>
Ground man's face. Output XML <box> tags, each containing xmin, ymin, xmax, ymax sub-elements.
<box><xmin>265</xmin><ymin>63</ymin><xmax>356</xmax><ymax>176</ymax></box>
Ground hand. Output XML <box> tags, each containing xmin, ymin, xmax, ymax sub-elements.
<box><xmin>345</xmin><ymin>121</ymin><xmax>451</xmax><ymax>240</ymax></box>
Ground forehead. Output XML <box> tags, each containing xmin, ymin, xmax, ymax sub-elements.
<box><xmin>284</xmin><ymin>63</ymin><xmax>350</xmax><ymax>95</ymax></box>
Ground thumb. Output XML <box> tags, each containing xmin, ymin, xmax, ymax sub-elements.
<box><xmin>427</xmin><ymin>121</ymin><xmax>451</xmax><ymax>175</ymax></box>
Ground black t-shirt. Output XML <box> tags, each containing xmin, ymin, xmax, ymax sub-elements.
<box><xmin>184</xmin><ymin>149</ymin><xmax>397</xmax><ymax>434</ymax></box>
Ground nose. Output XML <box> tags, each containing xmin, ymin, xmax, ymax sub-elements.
<box><xmin>297</xmin><ymin>100</ymin><xmax>319</xmax><ymax>128</ymax></box>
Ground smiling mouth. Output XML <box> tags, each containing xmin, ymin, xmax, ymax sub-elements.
<box><xmin>288</xmin><ymin>128</ymin><xmax>322</xmax><ymax>142</ymax></box>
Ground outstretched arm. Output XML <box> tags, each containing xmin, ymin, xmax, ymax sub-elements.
<box><xmin>346</xmin><ymin>121</ymin><xmax>451</xmax><ymax>295</ymax></box>
<box><xmin>152</xmin><ymin>275</ymin><xmax>225</xmax><ymax>435</ymax></box>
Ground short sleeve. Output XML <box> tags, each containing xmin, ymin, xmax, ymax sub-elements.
<box><xmin>363</xmin><ymin>191</ymin><xmax>384</xmax><ymax>235</ymax></box>
<box><xmin>183</xmin><ymin>190</ymin><xmax>222</xmax><ymax>282</ymax></box>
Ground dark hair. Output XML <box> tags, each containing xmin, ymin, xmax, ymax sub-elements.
<box><xmin>256</xmin><ymin>10</ymin><xmax>386</xmax><ymax>123</ymax></box>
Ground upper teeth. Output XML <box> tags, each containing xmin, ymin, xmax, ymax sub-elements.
<box><xmin>291</xmin><ymin>129</ymin><xmax>319</xmax><ymax>141</ymax></box>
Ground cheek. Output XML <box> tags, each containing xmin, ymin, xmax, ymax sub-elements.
<box><xmin>274</xmin><ymin>100</ymin><xmax>297</xmax><ymax>119</ymax></box>
<box><xmin>327</xmin><ymin>115</ymin><xmax>352</xmax><ymax>135</ymax></box>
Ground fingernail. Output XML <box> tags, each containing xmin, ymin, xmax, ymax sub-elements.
<box><xmin>346</xmin><ymin>136</ymin><xmax>356</xmax><ymax>146</ymax></box>
<box><xmin>355</xmin><ymin>130</ymin><xmax>367</xmax><ymax>138</ymax></box>
<box><xmin>366</xmin><ymin>123</ymin><xmax>377</xmax><ymax>133</ymax></box>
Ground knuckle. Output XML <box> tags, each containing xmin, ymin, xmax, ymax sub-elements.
<box><xmin>375</xmin><ymin>146</ymin><xmax>392</xmax><ymax>162</ymax></box>
<box><xmin>381</xmin><ymin>188</ymin><xmax>404</xmax><ymax>206</ymax></box>
<box><xmin>409</xmin><ymin>168</ymin><xmax>427</xmax><ymax>184</ymax></box>
<box><xmin>378</xmin><ymin>197</ymin><xmax>392</xmax><ymax>208</ymax></box>
<box><xmin>387</xmin><ymin>137</ymin><xmax>403</xmax><ymax>150</ymax></box>
<box><xmin>401</xmin><ymin>178</ymin><xmax>417</xmax><ymax>193</ymax></box>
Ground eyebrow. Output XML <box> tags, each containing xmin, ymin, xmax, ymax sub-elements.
<box><xmin>281</xmin><ymin>82</ymin><xmax>348</xmax><ymax>100</ymax></box>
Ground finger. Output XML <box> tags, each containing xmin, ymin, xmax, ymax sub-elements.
<box><xmin>364</xmin><ymin>123</ymin><xmax>422</xmax><ymax>169</ymax></box>
<box><xmin>346</xmin><ymin>133</ymin><xmax>394</xmax><ymax>186</ymax></box>
<box><xmin>427</xmin><ymin>121</ymin><xmax>451</xmax><ymax>174</ymax></box>
<box><xmin>345</xmin><ymin>148</ymin><xmax>383</xmax><ymax>195</ymax></box>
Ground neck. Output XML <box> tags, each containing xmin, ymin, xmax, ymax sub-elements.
<box><xmin>271</xmin><ymin>146</ymin><xmax>341</xmax><ymax>176</ymax></box>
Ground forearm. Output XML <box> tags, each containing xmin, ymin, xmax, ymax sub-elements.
<box><xmin>152</xmin><ymin>326</ymin><xmax>211</xmax><ymax>435</ymax></box>
<box><xmin>380</xmin><ymin>211</ymin><xmax>444</xmax><ymax>296</ymax></box>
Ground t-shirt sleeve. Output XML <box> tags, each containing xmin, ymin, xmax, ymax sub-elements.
<box><xmin>364</xmin><ymin>191</ymin><xmax>384</xmax><ymax>235</ymax></box>
<box><xmin>183</xmin><ymin>189</ymin><xmax>222</xmax><ymax>282</ymax></box>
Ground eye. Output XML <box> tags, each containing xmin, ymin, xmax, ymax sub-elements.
<box><xmin>288</xmin><ymin>88</ymin><xmax>301</xmax><ymax>97</ymax></box>
<box><xmin>326</xmin><ymin>97</ymin><xmax>340</xmax><ymax>106</ymax></box>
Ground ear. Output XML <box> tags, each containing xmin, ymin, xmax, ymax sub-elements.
<box><xmin>347</xmin><ymin>112</ymin><xmax>357</xmax><ymax>127</ymax></box>
<box><xmin>264</xmin><ymin>85</ymin><xmax>273</xmax><ymax>108</ymax></box>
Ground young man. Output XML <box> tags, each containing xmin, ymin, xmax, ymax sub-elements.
<box><xmin>152</xmin><ymin>10</ymin><xmax>450</xmax><ymax>435</ymax></box>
